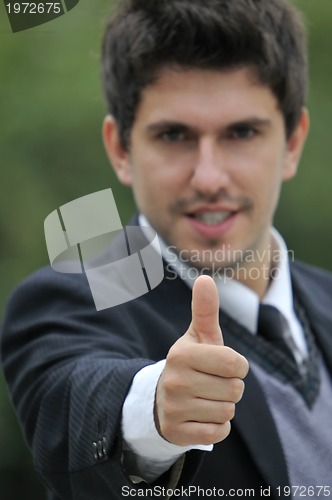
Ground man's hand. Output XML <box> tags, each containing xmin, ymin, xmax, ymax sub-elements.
<box><xmin>155</xmin><ymin>275</ymin><xmax>249</xmax><ymax>447</ymax></box>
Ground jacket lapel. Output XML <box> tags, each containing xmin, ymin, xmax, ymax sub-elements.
<box><xmin>291</xmin><ymin>263</ymin><xmax>332</xmax><ymax>373</ymax></box>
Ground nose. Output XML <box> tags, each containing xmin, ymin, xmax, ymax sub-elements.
<box><xmin>190</xmin><ymin>138</ymin><xmax>231</xmax><ymax>196</ymax></box>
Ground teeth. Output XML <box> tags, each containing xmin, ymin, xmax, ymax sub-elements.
<box><xmin>194</xmin><ymin>211</ymin><xmax>231</xmax><ymax>225</ymax></box>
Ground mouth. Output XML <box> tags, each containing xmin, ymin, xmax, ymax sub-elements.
<box><xmin>184</xmin><ymin>206</ymin><xmax>240</xmax><ymax>239</ymax></box>
<box><xmin>187</xmin><ymin>210</ymin><xmax>235</xmax><ymax>226</ymax></box>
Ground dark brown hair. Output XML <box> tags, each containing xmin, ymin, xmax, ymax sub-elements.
<box><xmin>102</xmin><ymin>0</ymin><xmax>307</xmax><ymax>149</ymax></box>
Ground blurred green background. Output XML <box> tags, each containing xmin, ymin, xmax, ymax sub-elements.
<box><xmin>0</xmin><ymin>0</ymin><xmax>331</xmax><ymax>498</ymax></box>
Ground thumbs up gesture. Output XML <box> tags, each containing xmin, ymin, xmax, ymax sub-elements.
<box><xmin>155</xmin><ymin>275</ymin><xmax>249</xmax><ymax>446</ymax></box>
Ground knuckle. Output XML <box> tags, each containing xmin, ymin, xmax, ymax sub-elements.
<box><xmin>200</xmin><ymin>422</ymin><xmax>231</xmax><ymax>445</ymax></box>
<box><xmin>229</xmin><ymin>378</ymin><xmax>245</xmax><ymax>401</ymax></box>
<box><xmin>167</xmin><ymin>343</ymin><xmax>185</xmax><ymax>366</ymax></box>
<box><xmin>200</xmin><ymin>425</ymin><xmax>220</xmax><ymax>445</ymax></box>
<box><xmin>163</xmin><ymin>377</ymin><xmax>183</xmax><ymax>403</ymax></box>
<box><xmin>163</xmin><ymin>347</ymin><xmax>196</xmax><ymax>396</ymax></box>
<box><xmin>161</xmin><ymin>370</ymin><xmax>190</xmax><ymax>399</ymax></box>
<box><xmin>237</xmin><ymin>355</ymin><xmax>249</xmax><ymax>378</ymax></box>
<box><xmin>162</xmin><ymin>372</ymin><xmax>182</xmax><ymax>394</ymax></box>
<box><xmin>222</xmin><ymin>348</ymin><xmax>239</xmax><ymax>375</ymax></box>
<box><xmin>222</xmin><ymin>348</ymin><xmax>249</xmax><ymax>378</ymax></box>
<box><xmin>241</xmin><ymin>356</ymin><xmax>250</xmax><ymax>378</ymax></box>
<box><xmin>219</xmin><ymin>421</ymin><xmax>232</xmax><ymax>441</ymax></box>
<box><xmin>167</xmin><ymin>342</ymin><xmax>196</xmax><ymax>370</ymax></box>
<box><xmin>221</xmin><ymin>402</ymin><xmax>235</xmax><ymax>422</ymax></box>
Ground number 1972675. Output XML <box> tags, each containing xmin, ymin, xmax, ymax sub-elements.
<box><xmin>276</xmin><ymin>486</ymin><xmax>331</xmax><ymax>497</ymax></box>
<box><xmin>6</xmin><ymin>3</ymin><xmax>62</xmax><ymax>14</ymax></box>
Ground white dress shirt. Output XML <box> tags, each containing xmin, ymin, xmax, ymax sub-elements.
<box><xmin>121</xmin><ymin>216</ymin><xmax>308</xmax><ymax>482</ymax></box>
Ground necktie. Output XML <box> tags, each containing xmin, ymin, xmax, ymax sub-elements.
<box><xmin>257</xmin><ymin>304</ymin><xmax>296</xmax><ymax>363</ymax></box>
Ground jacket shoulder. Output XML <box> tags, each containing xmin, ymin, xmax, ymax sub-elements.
<box><xmin>292</xmin><ymin>260</ymin><xmax>332</xmax><ymax>288</ymax></box>
<box><xmin>2</xmin><ymin>265</ymin><xmax>93</xmax><ymax>318</ymax></box>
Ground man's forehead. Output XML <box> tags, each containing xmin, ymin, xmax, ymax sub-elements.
<box><xmin>135</xmin><ymin>65</ymin><xmax>280</xmax><ymax>127</ymax></box>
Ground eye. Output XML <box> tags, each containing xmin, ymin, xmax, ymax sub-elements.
<box><xmin>159</xmin><ymin>127</ymin><xmax>190</xmax><ymax>143</ymax></box>
<box><xmin>229</xmin><ymin>126</ymin><xmax>257</xmax><ymax>140</ymax></box>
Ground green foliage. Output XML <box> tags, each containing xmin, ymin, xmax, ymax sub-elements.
<box><xmin>275</xmin><ymin>0</ymin><xmax>332</xmax><ymax>269</ymax></box>
<box><xmin>0</xmin><ymin>0</ymin><xmax>331</xmax><ymax>497</ymax></box>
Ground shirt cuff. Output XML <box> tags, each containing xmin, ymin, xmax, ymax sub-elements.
<box><xmin>121</xmin><ymin>360</ymin><xmax>213</xmax><ymax>464</ymax></box>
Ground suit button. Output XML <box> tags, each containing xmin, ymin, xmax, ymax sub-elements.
<box><xmin>93</xmin><ymin>437</ymin><xmax>108</xmax><ymax>461</ymax></box>
<box><xmin>102</xmin><ymin>436</ymin><xmax>107</xmax><ymax>455</ymax></box>
<box><xmin>97</xmin><ymin>440</ymin><xmax>103</xmax><ymax>458</ymax></box>
<box><xmin>92</xmin><ymin>441</ymin><xmax>99</xmax><ymax>460</ymax></box>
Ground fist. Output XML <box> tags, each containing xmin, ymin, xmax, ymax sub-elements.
<box><xmin>155</xmin><ymin>275</ymin><xmax>249</xmax><ymax>447</ymax></box>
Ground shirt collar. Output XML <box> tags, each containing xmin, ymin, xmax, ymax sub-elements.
<box><xmin>138</xmin><ymin>215</ymin><xmax>294</xmax><ymax>334</ymax></box>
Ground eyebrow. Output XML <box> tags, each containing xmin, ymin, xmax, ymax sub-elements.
<box><xmin>145</xmin><ymin>118</ymin><xmax>272</xmax><ymax>135</ymax></box>
<box><xmin>145</xmin><ymin>121</ymin><xmax>191</xmax><ymax>135</ymax></box>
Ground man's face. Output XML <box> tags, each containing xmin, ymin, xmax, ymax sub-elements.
<box><xmin>105</xmin><ymin>66</ymin><xmax>307</xmax><ymax>275</ymax></box>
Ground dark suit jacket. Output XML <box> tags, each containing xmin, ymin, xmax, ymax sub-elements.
<box><xmin>1</xmin><ymin>226</ymin><xmax>332</xmax><ymax>500</ymax></box>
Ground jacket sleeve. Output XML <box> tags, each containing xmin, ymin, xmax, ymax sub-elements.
<box><xmin>0</xmin><ymin>267</ymin><xmax>166</xmax><ymax>498</ymax></box>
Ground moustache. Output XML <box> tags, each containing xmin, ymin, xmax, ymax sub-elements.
<box><xmin>169</xmin><ymin>193</ymin><xmax>253</xmax><ymax>214</ymax></box>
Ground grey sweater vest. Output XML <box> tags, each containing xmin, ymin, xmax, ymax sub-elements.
<box><xmin>251</xmin><ymin>356</ymin><xmax>332</xmax><ymax>491</ymax></box>
<box><xmin>220</xmin><ymin>299</ymin><xmax>332</xmax><ymax>496</ymax></box>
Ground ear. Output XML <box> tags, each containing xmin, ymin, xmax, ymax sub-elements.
<box><xmin>282</xmin><ymin>108</ymin><xmax>310</xmax><ymax>181</ymax></box>
<box><xmin>102</xmin><ymin>115</ymin><xmax>133</xmax><ymax>186</ymax></box>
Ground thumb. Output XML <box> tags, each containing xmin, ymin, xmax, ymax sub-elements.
<box><xmin>189</xmin><ymin>275</ymin><xmax>224</xmax><ymax>345</ymax></box>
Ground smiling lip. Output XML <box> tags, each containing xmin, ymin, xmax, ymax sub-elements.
<box><xmin>185</xmin><ymin>206</ymin><xmax>239</xmax><ymax>238</ymax></box>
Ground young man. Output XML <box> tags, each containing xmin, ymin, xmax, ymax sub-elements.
<box><xmin>2</xmin><ymin>0</ymin><xmax>332</xmax><ymax>499</ymax></box>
